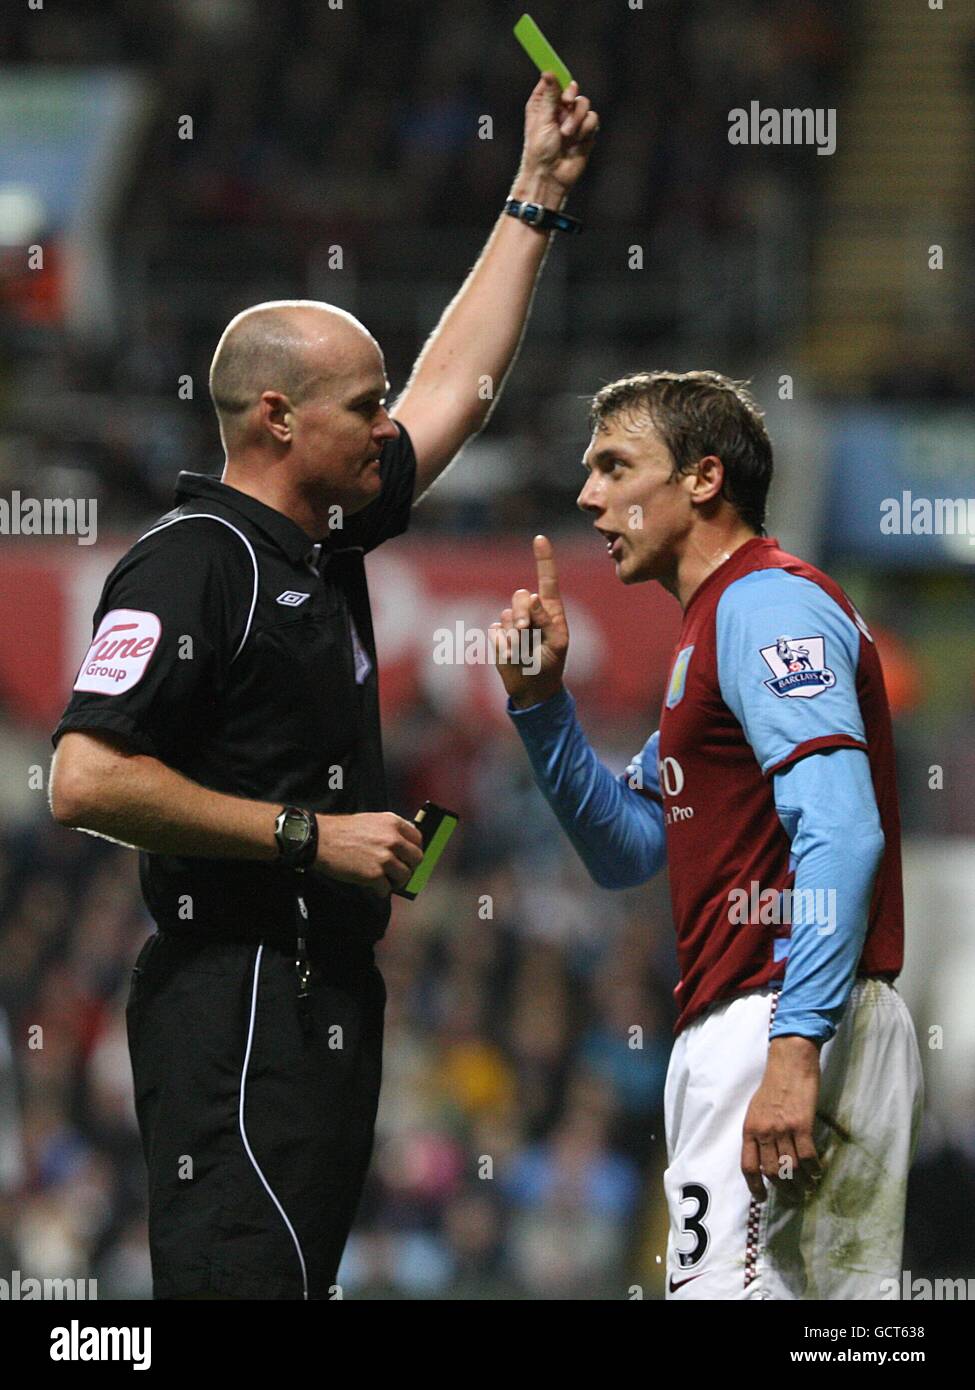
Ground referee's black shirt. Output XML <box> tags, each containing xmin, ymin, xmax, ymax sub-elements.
<box><xmin>53</xmin><ymin>423</ymin><xmax>418</xmax><ymax>953</ymax></box>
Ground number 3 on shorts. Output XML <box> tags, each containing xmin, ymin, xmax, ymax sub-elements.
<box><xmin>677</xmin><ymin>1182</ymin><xmax>711</xmax><ymax>1268</ymax></box>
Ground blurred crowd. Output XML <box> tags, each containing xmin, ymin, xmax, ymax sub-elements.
<box><xmin>5</xmin><ymin>0</ymin><xmax>970</xmax><ymax>530</ymax></box>
<box><xmin>1</xmin><ymin>0</ymin><xmax>869</xmax><ymax>530</ymax></box>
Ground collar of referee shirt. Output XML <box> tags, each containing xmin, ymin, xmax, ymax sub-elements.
<box><xmin>174</xmin><ymin>471</ymin><xmax>337</xmax><ymax>570</ymax></box>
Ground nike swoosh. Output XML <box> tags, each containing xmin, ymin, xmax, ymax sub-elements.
<box><xmin>669</xmin><ymin>1272</ymin><xmax>704</xmax><ymax>1293</ymax></box>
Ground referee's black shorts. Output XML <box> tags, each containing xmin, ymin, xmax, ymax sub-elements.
<box><xmin>125</xmin><ymin>929</ymin><xmax>385</xmax><ymax>1300</ymax></box>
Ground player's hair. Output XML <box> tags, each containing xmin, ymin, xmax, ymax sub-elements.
<box><xmin>589</xmin><ymin>370</ymin><xmax>774</xmax><ymax>533</ymax></box>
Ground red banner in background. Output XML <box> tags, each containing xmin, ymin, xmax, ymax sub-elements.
<box><xmin>0</xmin><ymin>549</ymin><xmax>74</xmax><ymax>730</ymax></box>
<box><xmin>0</xmin><ymin>537</ymin><xmax>683</xmax><ymax>732</ymax></box>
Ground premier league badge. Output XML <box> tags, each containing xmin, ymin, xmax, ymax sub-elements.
<box><xmin>759</xmin><ymin>635</ymin><xmax>836</xmax><ymax>699</ymax></box>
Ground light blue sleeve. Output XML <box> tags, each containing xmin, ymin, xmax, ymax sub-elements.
<box><xmin>716</xmin><ymin>569</ymin><xmax>867</xmax><ymax>775</ymax></box>
<box><xmin>770</xmin><ymin>748</ymin><xmax>884</xmax><ymax>1042</ymax></box>
<box><xmin>715</xmin><ymin>568</ymin><xmax>882</xmax><ymax>1044</ymax></box>
<box><xmin>507</xmin><ymin>686</ymin><xmax>666</xmax><ymax>889</ymax></box>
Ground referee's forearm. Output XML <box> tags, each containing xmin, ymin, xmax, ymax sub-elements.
<box><xmin>52</xmin><ymin>740</ymin><xmax>280</xmax><ymax>862</ymax></box>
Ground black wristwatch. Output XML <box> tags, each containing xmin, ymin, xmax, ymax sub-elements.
<box><xmin>274</xmin><ymin>806</ymin><xmax>319</xmax><ymax>871</ymax></box>
<box><xmin>504</xmin><ymin>198</ymin><xmax>582</xmax><ymax>235</ymax></box>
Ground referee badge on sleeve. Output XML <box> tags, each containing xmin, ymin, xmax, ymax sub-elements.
<box><xmin>74</xmin><ymin>609</ymin><xmax>162</xmax><ymax>694</ymax></box>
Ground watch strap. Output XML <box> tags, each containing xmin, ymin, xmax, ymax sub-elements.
<box><xmin>504</xmin><ymin>198</ymin><xmax>582</xmax><ymax>235</ymax></box>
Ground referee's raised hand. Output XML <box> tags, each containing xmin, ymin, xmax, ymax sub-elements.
<box><xmin>489</xmin><ymin>534</ymin><xmax>569</xmax><ymax>709</ymax></box>
<box><xmin>315</xmin><ymin>812</ymin><xmax>424</xmax><ymax>897</ymax></box>
<box><xmin>521</xmin><ymin>72</ymin><xmax>600</xmax><ymax>195</ymax></box>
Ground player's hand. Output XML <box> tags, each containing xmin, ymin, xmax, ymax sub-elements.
<box><xmin>314</xmin><ymin>812</ymin><xmax>424</xmax><ymax>898</ymax></box>
<box><xmin>741</xmin><ymin>1036</ymin><xmax>823</xmax><ymax>1203</ymax></box>
<box><xmin>519</xmin><ymin>72</ymin><xmax>599</xmax><ymax>193</ymax></box>
<box><xmin>489</xmin><ymin>534</ymin><xmax>569</xmax><ymax>708</ymax></box>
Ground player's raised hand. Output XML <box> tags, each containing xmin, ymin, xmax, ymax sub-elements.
<box><xmin>520</xmin><ymin>73</ymin><xmax>600</xmax><ymax>193</ymax></box>
<box><xmin>489</xmin><ymin>534</ymin><xmax>569</xmax><ymax>708</ymax></box>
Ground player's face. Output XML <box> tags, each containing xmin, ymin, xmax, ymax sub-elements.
<box><xmin>290</xmin><ymin>337</ymin><xmax>398</xmax><ymax>516</ymax></box>
<box><xmin>577</xmin><ymin>414</ymin><xmax>692</xmax><ymax>584</ymax></box>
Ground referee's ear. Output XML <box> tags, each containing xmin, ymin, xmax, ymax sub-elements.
<box><xmin>261</xmin><ymin>390</ymin><xmax>294</xmax><ymax>443</ymax></box>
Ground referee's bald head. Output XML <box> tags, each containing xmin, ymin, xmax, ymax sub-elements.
<box><xmin>209</xmin><ymin>300</ymin><xmax>380</xmax><ymax>452</ymax></box>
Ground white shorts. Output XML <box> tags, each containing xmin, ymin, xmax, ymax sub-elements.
<box><xmin>663</xmin><ymin>979</ymin><xmax>924</xmax><ymax>1300</ymax></box>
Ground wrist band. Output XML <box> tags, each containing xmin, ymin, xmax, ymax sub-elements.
<box><xmin>504</xmin><ymin>198</ymin><xmax>582</xmax><ymax>235</ymax></box>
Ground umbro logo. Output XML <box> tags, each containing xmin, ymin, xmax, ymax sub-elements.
<box><xmin>276</xmin><ymin>591</ymin><xmax>311</xmax><ymax>607</ymax></box>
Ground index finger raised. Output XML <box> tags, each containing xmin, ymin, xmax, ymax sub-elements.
<box><xmin>532</xmin><ymin>534</ymin><xmax>563</xmax><ymax>606</ymax></box>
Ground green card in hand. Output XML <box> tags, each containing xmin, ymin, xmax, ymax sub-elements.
<box><xmin>514</xmin><ymin>13</ymin><xmax>574</xmax><ymax>93</ymax></box>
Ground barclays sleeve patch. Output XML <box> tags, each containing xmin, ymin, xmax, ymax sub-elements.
<box><xmin>759</xmin><ymin>635</ymin><xmax>836</xmax><ymax>699</ymax></box>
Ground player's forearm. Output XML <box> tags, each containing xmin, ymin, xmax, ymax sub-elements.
<box><xmin>508</xmin><ymin>686</ymin><xmax>666</xmax><ymax>889</ymax></box>
<box><xmin>402</xmin><ymin>168</ymin><xmax>566</xmax><ymax>432</ymax></box>
<box><xmin>770</xmin><ymin>751</ymin><xmax>884</xmax><ymax>1043</ymax></box>
<box><xmin>52</xmin><ymin>741</ymin><xmax>280</xmax><ymax>861</ymax></box>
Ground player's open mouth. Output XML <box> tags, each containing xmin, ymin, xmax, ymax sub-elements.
<box><xmin>597</xmin><ymin>528</ymin><xmax>623</xmax><ymax>559</ymax></box>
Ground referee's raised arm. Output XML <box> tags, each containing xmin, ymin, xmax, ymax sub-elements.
<box><xmin>392</xmin><ymin>72</ymin><xmax>600</xmax><ymax>500</ymax></box>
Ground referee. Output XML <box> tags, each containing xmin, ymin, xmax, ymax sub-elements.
<box><xmin>48</xmin><ymin>74</ymin><xmax>598</xmax><ymax>1301</ymax></box>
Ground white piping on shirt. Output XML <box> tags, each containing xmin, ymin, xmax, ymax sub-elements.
<box><xmin>239</xmin><ymin>945</ymin><xmax>310</xmax><ymax>1301</ymax></box>
<box><xmin>134</xmin><ymin>513</ymin><xmax>259</xmax><ymax>662</ymax></box>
